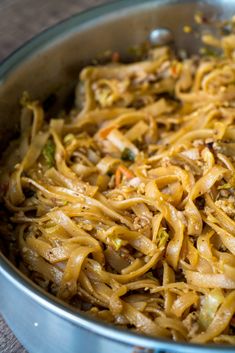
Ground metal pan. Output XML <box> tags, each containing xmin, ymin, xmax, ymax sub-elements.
<box><xmin>1</xmin><ymin>1</ymin><xmax>235</xmax><ymax>352</ymax></box>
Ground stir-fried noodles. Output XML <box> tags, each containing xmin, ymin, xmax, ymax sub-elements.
<box><xmin>1</xmin><ymin>33</ymin><xmax>235</xmax><ymax>344</ymax></box>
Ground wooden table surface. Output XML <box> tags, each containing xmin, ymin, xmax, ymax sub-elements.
<box><xmin>0</xmin><ymin>1</ymin><xmax>109</xmax><ymax>352</ymax></box>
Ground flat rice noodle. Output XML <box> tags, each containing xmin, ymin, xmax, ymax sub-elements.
<box><xmin>163</xmin><ymin>261</ymin><xmax>176</xmax><ymax>314</ymax></box>
<box><xmin>104</xmin><ymin>251</ymin><xmax>162</xmax><ymax>284</ymax></box>
<box><xmin>205</xmin><ymin>194</ymin><xmax>235</xmax><ymax>236</ymax></box>
<box><xmin>58</xmin><ymin>246</ymin><xmax>97</xmax><ymax>299</ymax></box>
<box><xmin>145</xmin><ymin>180</ymin><xmax>185</xmax><ymax>269</ymax></box>
<box><xmin>103</xmin><ymin>225</ymin><xmax>157</xmax><ymax>256</ymax></box>
<box><xmin>122</xmin><ymin>301</ymin><xmax>170</xmax><ymax>337</ymax></box>
<box><xmin>171</xmin><ymin>292</ymin><xmax>198</xmax><ymax>318</ymax></box>
<box><xmin>185</xmin><ymin>270</ymin><xmax>235</xmax><ymax>289</ymax></box>
<box><xmin>190</xmin><ymin>165</ymin><xmax>228</xmax><ymax>200</ymax></box>
<box><xmin>205</xmin><ymin>220</ymin><xmax>235</xmax><ymax>255</ymax></box>
<box><xmin>191</xmin><ymin>291</ymin><xmax>235</xmax><ymax>343</ymax></box>
<box><xmin>155</xmin><ymin>316</ymin><xmax>188</xmax><ymax>338</ymax></box>
<box><xmin>185</xmin><ymin>199</ymin><xmax>202</xmax><ymax>235</ymax></box>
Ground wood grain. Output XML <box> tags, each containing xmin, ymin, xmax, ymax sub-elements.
<box><xmin>0</xmin><ymin>0</ymin><xmax>108</xmax><ymax>61</ymax></box>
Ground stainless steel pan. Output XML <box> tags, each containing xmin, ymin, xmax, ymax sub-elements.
<box><xmin>1</xmin><ymin>1</ymin><xmax>235</xmax><ymax>352</ymax></box>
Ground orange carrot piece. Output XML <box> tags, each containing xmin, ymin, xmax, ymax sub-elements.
<box><xmin>115</xmin><ymin>164</ymin><xmax>134</xmax><ymax>186</ymax></box>
<box><xmin>118</xmin><ymin>165</ymin><xmax>134</xmax><ymax>179</ymax></box>
<box><xmin>115</xmin><ymin>168</ymin><xmax>122</xmax><ymax>186</ymax></box>
<box><xmin>99</xmin><ymin>125</ymin><xmax>116</xmax><ymax>139</ymax></box>
<box><xmin>115</xmin><ymin>164</ymin><xmax>135</xmax><ymax>186</ymax></box>
<box><xmin>171</xmin><ymin>65</ymin><xmax>177</xmax><ymax>77</ymax></box>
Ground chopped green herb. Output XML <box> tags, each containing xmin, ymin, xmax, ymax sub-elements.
<box><xmin>156</xmin><ymin>227</ymin><xmax>169</xmax><ymax>248</ymax></box>
<box><xmin>42</xmin><ymin>140</ymin><xmax>55</xmax><ymax>167</ymax></box>
<box><xmin>112</xmin><ymin>238</ymin><xmax>123</xmax><ymax>251</ymax></box>
<box><xmin>63</xmin><ymin>133</ymin><xmax>75</xmax><ymax>145</ymax></box>
<box><xmin>218</xmin><ymin>183</ymin><xmax>231</xmax><ymax>190</ymax></box>
<box><xmin>61</xmin><ymin>201</ymin><xmax>69</xmax><ymax>206</ymax></box>
<box><xmin>200</xmin><ymin>47</ymin><xmax>220</xmax><ymax>57</ymax></box>
<box><xmin>121</xmin><ymin>148</ymin><xmax>135</xmax><ymax>162</ymax></box>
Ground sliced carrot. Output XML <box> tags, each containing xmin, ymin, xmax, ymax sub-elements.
<box><xmin>99</xmin><ymin>125</ymin><xmax>116</xmax><ymax>139</ymax></box>
<box><xmin>171</xmin><ymin>61</ymin><xmax>182</xmax><ymax>78</ymax></box>
<box><xmin>118</xmin><ymin>165</ymin><xmax>134</xmax><ymax>179</ymax></box>
<box><xmin>115</xmin><ymin>164</ymin><xmax>134</xmax><ymax>186</ymax></box>
<box><xmin>115</xmin><ymin>168</ymin><xmax>122</xmax><ymax>187</ymax></box>
<box><xmin>171</xmin><ymin>65</ymin><xmax>177</xmax><ymax>77</ymax></box>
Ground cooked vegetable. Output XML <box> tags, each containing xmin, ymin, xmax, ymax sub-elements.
<box><xmin>42</xmin><ymin>139</ymin><xmax>55</xmax><ymax>167</ymax></box>
<box><xmin>156</xmin><ymin>227</ymin><xmax>169</xmax><ymax>248</ymax></box>
<box><xmin>2</xmin><ymin>24</ymin><xmax>235</xmax><ymax>344</ymax></box>
<box><xmin>121</xmin><ymin>148</ymin><xmax>135</xmax><ymax>162</ymax></box>
<box><xmin>115</xmin><ymin>164</ymin><xmax>134</xmax><ymax>186</ymax></box>
<box><xmin>199</xmin><ymin>289</ymin><xmax>224</xmax><ymax>329</ymax></box>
